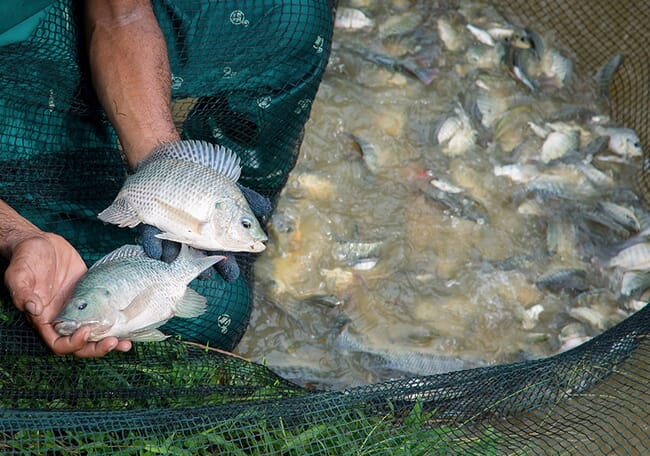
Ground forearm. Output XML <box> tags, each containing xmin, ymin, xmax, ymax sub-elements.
<box><xmin>84</xmin><ymin>0</ymin><xmax>180</xmax><ymax>169</ymax></box>
<box><xmin>0</xmin><ymin>199</ymin><xmax>42</xmax><ymax>259</ymax></box>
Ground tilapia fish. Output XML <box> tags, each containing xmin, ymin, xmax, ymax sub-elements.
<box><xmin>54</xmin><ymin>244</ymin><xmax>223</xmax><ymax>342</ymax></box>
<box><xmin>98</xmin><ymin>140</ymin><xmax>268</xmax><ymax>252</ymax></box>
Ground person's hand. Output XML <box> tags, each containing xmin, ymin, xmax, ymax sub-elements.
<box><xmin>139</xmin><ymin>182</ymin><xmax>272</xmax><ymax>282</ymax></box>
<box><xmin>4</xmin><ymin>232</ymin><xmax>132</xmax><ymax>357</ymax></box>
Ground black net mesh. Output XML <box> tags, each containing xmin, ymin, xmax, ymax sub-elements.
<box><xmin>1</xmin><ymin>0</ymin><xmax>650</xmax><ymax>454</ymax></box>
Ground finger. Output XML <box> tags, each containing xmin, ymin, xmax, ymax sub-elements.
<box><xmin>237</xmin><ymin>183</ymin><xmax>272</xmax><ymax>218</ymax></box>
<box><xmin>213</xmin><ymin>254</ymin><xmax>240</xmax><ymax>282</ymax></box>
<box><xmin>74</xmin><ymin>337</ymin><xmax>132</xmax><ymax>358</ymax></box>
<box><xmin>114</xmin><ymin>340</ymin><xmax>133</xmax><ymax>352</ymax></box>
<box><xmin>161</xmin><ymin>240</ymin><xmax>181</xmax><ymax>263</ymax></box>
<box><xmin>49</xmin><ymin>326</ymin><xmax>115</xmax><ymax>358</ymax></box>
<box><xmin>4</xmin><ymin>263</ymin><xmax>44</xmax><ymax>316</ymax></box>
<box><xmin>139</xmin><ymin>224</ymin><xmax>164</xmax><ymax>260</ymax></box>
<box><xmin>42</xmin><ymin>324</ymin><xmax>90</xmax><ymax>355</ymax></box>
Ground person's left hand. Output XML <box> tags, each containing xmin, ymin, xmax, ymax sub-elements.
<box><xmin>4</xmin><ymin>232</ymin><xmax>132</xmax><ymax>357</ymax></box>
<box><xmin>139</xmin><ymin>182</ymin><xmax>272</xmax><ymax>282</ymax></box>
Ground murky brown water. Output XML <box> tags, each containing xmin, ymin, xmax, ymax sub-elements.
<box><xmin>236</xmin><ymin>0</ymin><xmax>645</xmax><ymax>388</ymax></box>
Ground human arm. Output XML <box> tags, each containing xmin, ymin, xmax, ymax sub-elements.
<box><xmin>84</xmin><ymin>0</ymin><xmax>180</xmax><ymax>169</ymax></box>
<box><xmin>0</xmin><ymin>199</ymin><xmax>132</xmax><ymax>357</ymax></box>
<box><xmin>85</xmin><ymin>0</ymin><xmax>271</xmax><ymax>281</ymax></box>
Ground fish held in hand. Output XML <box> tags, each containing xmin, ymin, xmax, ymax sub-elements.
<box><xmin>54</xmin><ymin>244</ymin><xmax>224</xmax><ymax>342</ymax></box>
<box><xmin>98</xmin><ymin>140</ymin><xmax>268</xmax><ymax>252</ymax></box>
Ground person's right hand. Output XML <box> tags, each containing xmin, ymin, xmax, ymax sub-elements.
<box><xmin>4</xmin><ymin>231</ymin><xmax>132</xmax><ymax>357</ymax></box>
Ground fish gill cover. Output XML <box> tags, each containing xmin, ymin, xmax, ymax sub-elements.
<box><xmin>0</xmin><ymin>0</ymin><xmax>649</xmax><ymax>454</ymax></box>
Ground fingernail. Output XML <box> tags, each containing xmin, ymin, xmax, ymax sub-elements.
<box><xmin>25</xmin><ymin>301</ymin><xmax>37</xmax><ymax>314</ymax></box>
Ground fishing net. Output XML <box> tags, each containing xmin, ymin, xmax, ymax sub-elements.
<box><xmin>0</xmin><ymin>0</ymin><xmax>649</xmax><ymax>454</ymax></box>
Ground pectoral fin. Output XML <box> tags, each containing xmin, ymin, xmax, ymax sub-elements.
<box><xmin>174</xmin><ymin>287</ymin><xmax>207</xmax><ymax>318</ymax></box>
<box><xmin>128</xmin><ymin>328</ymin><xmax>169</xmax><ymax>342</ymax></box>
<box><xmin>122</xmin><ymin>287</ymin><xmax>157</xmax><ymax>320</ymax></box>
<box><xmin>154</xmin><ymin>198</ymin><xmax>208</xmax><ymax>235</ymax></box>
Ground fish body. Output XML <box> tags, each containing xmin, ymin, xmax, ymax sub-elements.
<box><xmin>98</xmin><ymin>140</ymin><xmax>267</xmax><ymax>252</ymax></box>
<box><xmin>334</xmin><ymin>7</ymin><xmax>374</xmax><ymax>30</ymax></box>
<box><xmin>335</xmin><ymin>326</ymin><xmax>483</xmax><ymax>377</ymax></box>
<box><xmin>609</xmin><ymin>242</ymin><xmax>650</xmax><ymax>271</ymax></box>
<box><xmin>594</xmin><ymin>126</ymin><xmax>643</xmax><ymax>157</ymax></box>
<box><xmin>55</xmin><ymin>244</ymin><xmax>223</xmax><ymax>341</ymax></box>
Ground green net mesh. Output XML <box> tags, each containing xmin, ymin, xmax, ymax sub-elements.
<box><xmin>1</xmin><ymin>0</ymin><xmax>650</xmax><ymax>454</ymax></box>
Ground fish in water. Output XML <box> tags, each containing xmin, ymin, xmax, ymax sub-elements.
<box><xmin>337</xmin><ymin>43</ymin><xmax>438</xmax><ymax>85</ymax></box>
<box><xmin>98</xmin><ymin>140</ymin><xmax>268</xmax><ymax>252</ymax></box>
<box><xmin>55</xmin><ymin>244</ymin><xmax>224</xmax><ymax>342</ymax></box>
<box><xmin>334</xmin><ymin>325</ymin><xmax>484</xmax><ymax>377</ymax></box>
<box><xmin>593</xmin><ymin>126</ymin><xmax>643</xmax><ymax>158</ymax></box>
<box><xmin>334</xmin><ymin>7</ymin><xmax>374</xmax><ymax>30</ymax></box>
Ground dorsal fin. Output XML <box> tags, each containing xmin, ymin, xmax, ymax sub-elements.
<box><xmin>136</xmin><ymin>140</ymin><xmax>242</xmax><ymax>181</ymax></box>
<box><xmin>89</xmin><ymin>244</ymin><xmax>148</xmax><ymax>271</ymax></box>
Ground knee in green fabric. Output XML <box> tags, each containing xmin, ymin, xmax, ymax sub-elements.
<box><xmin>159</xmin><ymin>274</ymin><xmax>252</xmax><ymax>352</ymax></box>
<box><xmin>171</xmin><ymin>1</ymin><xmax>334</xmax><ymax>196</ymax></box>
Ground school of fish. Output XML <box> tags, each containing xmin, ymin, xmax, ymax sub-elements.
<box><xmin>237</xmin><ymin>0</ymin><xmax>649</xmax><ymax>388</ymax></box>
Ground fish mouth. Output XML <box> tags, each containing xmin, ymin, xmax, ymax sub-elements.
<box><xmin>251</xmin><ymin>241</ymin><xmax>267</xmax><ymax>252</ymax></box>
<box><xmin>53</xmin><ymin>319</ymin><xmax>104</xmax><ymax>337</ymax></box>
<box><xmin>53</xmin><ymin>320</ymin><xmax>82</xmax><ymax>336</ymax></box>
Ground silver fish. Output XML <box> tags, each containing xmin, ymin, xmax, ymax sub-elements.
<box><xmin>338</xmin><ymin>44</ymin><xmax>438</xmax><ymax>85</ymax></box>
<box><xmin>334</xmin><ymin>7</ymin><xmax>374</xmax><ymax>30</ymax></box>
<box><xmin>98</xmin><ymin>140</ymin><xmax>268</xmax><ymax>252</ymax></box>
<box><xmin>535</xmin><ymin>268</ymin><xmax>589</xmax><ymax>295</ymax></box>
<box><xmin>54</xmin><ymin>244</ymin><xmax>223</xmax><ymax>342</ymax></box>
<box><xmin>422</xmin><ymin>185</ymin><xmax>490</xmax><ymax>224</ymax></box>
<box><xmin>335</xmin><ymin>325</ymin><xmax>483</xmax><ymax>377</ymax></box>
<box><xmin>597</xmin><ymin>54</ymin><xmax>624</xmax><ymax>101</ymax></box>
<box><xmin>608</xmin><ymin>242</ymin><xmax>650</xmax><ymax>271</ymax></box>
<box><xmin>593</xmin><ymin>126</ymin><xmax>643</xmax><ymax>158</ymax></box>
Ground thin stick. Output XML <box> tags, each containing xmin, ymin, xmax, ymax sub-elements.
<box><xmin>181</xmin><ymin>340</ymin><xmax>252</xmax><ymax>362</ymax></box>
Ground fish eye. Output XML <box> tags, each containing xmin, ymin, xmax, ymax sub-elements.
<box><xmin>241</xmin><ymin>218</ymin><xmax>252</xmax><ymax>229</ymax></box>
<box><xmin>77</xmin><ymin>302</ymin><xmax>87</xmax><ymax>311</ymax></box>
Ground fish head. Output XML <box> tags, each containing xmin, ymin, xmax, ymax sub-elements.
<box><xmin>210</xmin><ymin>198</ymin><xmax>268</xmax><ymax>252</ymax></box>
<box><xmin>622</xmin><ymin>135</ymin><xmax>643</xmax><ymax>157</ymax></box>
<box><xmin>53</xmin><ymin>287</ymin><xmax>116</xmax><ymax>336</ymax></box>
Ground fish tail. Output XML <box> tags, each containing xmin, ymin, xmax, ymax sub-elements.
<box><xmin>172</xmin><ymin>244</ymin><xmax>225</xmax><ymax>280</ymax></box>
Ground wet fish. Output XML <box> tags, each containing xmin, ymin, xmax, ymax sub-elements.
<box><xmin>55</xmin><ymin>244</ymin><xmax>223</xmax><ymax>342</ymax></box>
<box><xmin>620</xmin><ymin>270</ymin><xmax>650</xmax><ymax>298</ymax></box>
<box><xmin>339</xmin><ymin>44</ymin><xmax>438</xmax><ymax>85</ymax></box>
<box><xmin>335</xmin><ymin>7</ymin><xmax>374</xmax><ymax>30</ymax></box>
<box><xmin>593</xmin><ymin>126</ymin><xmax>643</xmax><ymax>158</ymax></box>
<box><xmin>433</xmin><ymin>103</ymin><xmax>478</xmax><ymax>155</ymax></box>
<box><xmin>504</xmin><ymin>46</ymin><xmax>539</xmax><ymax>91</ymax></box>
<box><xmin>335</xmin><ymin>325</ymin><xmax>483</xmax><ymax>377</ymax></box>
<box><xmin>596</xmin><ymin>54</ymin><xmax>624</xmax><ymax>101</ymax></box>
<box><xmin>98</xmin><ymin>140</ymin><xmax>268</xmax><ymax>252</ymax></box>
<box><xmin>378</xmin><ymin>11</ymin><xmax>423</xmax><ymax>38</ymax></box>
<box><xmin>535</xmin><ymin>268</ymin><xmax>589</xmax><ymax>295</ymax></box>
<box><xmin>332</xmin><ymin>236</ymin><xmax>384</xmax><ymax>265</ymax></box>
<box><xmin>422</xmin><ymin>184</ymin><xmax>490</xmax><ymax>224</ymax></box>
<box><xmin>608</xmin><ymin>242</ymin><xmax>650</xmax><ymax>271</ymax></box>
<box><xmin>466</xmin><ymin>24</ymin><xmax>496</xmax><ymax>46</ymax></box>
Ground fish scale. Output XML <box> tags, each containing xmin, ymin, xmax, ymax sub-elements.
<box><xmin>54</xmin><ymin>244</ymin><xmax>223</xmax><ymax>342</ymax></box>
<box><xmin>99</xmin><ymin>140</ymin><xmax>267</xmax><ymax>252</ymax></box>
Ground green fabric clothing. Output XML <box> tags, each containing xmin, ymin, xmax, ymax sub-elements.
<box><xmin>0</xmin><ymin>0</ymin><xmax>333</xmax><ymax>350</ymax></box>
<box><xmin>0</xmin><ymin>0</ymin><xmax>54</xmax><ymax>46</ymax></box>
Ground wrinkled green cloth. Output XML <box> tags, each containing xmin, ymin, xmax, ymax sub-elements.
<box><xmin>0</xmin><ymin>0</ymin><xmax>333</xmax><ymax>350</ymax></box>
<box><xmin>0</xmin><ymin>0</ymin><xmax>54</xmax><ymax>46</ymax></box>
